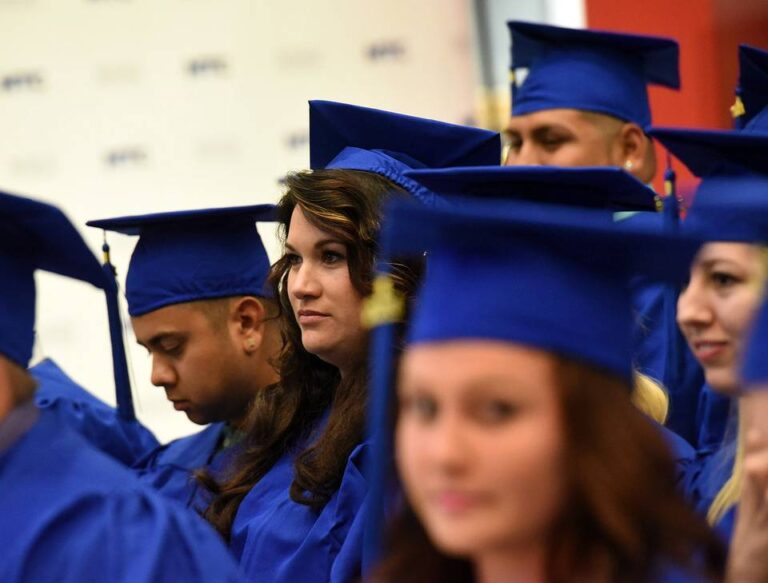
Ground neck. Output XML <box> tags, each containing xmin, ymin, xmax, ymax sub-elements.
<box><xmin>474</xmin><ymin>541</ymin><xmax>547</xmax><ymax>583</ymax></box>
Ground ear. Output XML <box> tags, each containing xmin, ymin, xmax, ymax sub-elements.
<box><xmin>230</xmin><ymin>297</ymin><xmax>268</xmax><ymax>354</ymax></box>
<box><xmin>615</xmin><ymin>123</ymin><xmax>656</xmax><ymax>184</ymax></box>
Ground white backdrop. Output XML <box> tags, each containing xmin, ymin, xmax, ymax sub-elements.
<box><xmin>0</xmin><ymin>0</ymin><xmax>581</xmax><ymax>442</ymax></box>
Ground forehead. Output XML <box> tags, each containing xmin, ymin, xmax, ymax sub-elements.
<box><xmin>694</xmin><ymin>242</ymin><xmax>762</xmax><ymax>268</ymax></box>
<box><xmin>130</xmin><ymin>302</ymin><xmax>210</xmax><ymax>337</ymax></box>
<box><xmin>286</xmin><ymin>206</ymin><xmax>340</xmax><ymax>247</ymax></box>
<box><xmin>506</xmin><ymin>108</ymin><xmax>592</xmax><ymax>131</ymax></box>
<box><xmin>401</xmin><ymin>340</ymin><xmax>556</xmax><ymax>392</ymax></box>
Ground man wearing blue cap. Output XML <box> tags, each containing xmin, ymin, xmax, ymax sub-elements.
<box><xmin>501</xmin><ymin>21</ymin><xmax>705</xmax><ymax>448</ymax></box>
<box><xmin>88</xmin><ymin>205</ymin><xmax>281</xmax><ymax>510</ymax></box>
<box><xmin>0</xmin><ymin>191</ymin><xmax>242</xmax><ymax>582</ymax></box>
<box><xmin>503</xmin><ymin>21</ymin><xmax>680</xmax><ymax>182</ymax></box>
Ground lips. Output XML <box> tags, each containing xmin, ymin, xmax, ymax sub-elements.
<box><xmin>297</xmin><ymin>309</ymin><xmax>330</xmax><ymax>325</ymax></box>
<box><xmin>691</xmin><ymin>340</ymin><xmax>729</xmax><ymax>363</ymax></box>
<box><xmin>430</xmin><ymin>490</ymin><xmax>487</xmax><ymax>515</ymax></box>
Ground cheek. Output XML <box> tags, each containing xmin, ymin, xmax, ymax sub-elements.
<box><xmin>716</xmin><ymin>289</ymin><xmax>763</xmax><ymax>341</ymax></box>
<box><xmin>395</xmin><ymin>420</ymin><xmax>423</xmax><ymax>496</ymax></box>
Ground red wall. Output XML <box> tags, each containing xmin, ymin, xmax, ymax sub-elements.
<box><xmin>585</xmin><ymin>0</ymin><xmax>768</xmax><ymax>197</ymax></box>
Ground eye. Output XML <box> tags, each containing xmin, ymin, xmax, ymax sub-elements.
<box><xmin>285</xmin><ymin>252</ymin><xmax>301</xmax><ymax>267</ymax></box>
<box><xmin>400</xmin><ymin>394</ymin><xmax>438</xmax><ymax>422</ymax></box>
<box><xmin>710</xmin><ymin>270</ymin><xmax>740</xmax><ymax>289</ymax></box>
<box><xmin>539</xmin><ymin>134</ymin><xmax>568</xmax><ymax>151</ymax></box>
<box><xmin>159</xmin><ymin>340</ymin><xmax>184</xmax><ymax>357</ymax></box>
<box><xmin>475</xmin><ymin>400</ymin><xmax>517</xmax><ymax>424</ymax></box>
<box><xmin>322</xmin><ymin>250</ymin><xmax>346</xmax><ymax>265</ymax></box>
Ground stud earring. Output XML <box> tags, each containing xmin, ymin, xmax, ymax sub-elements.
<box><xmin>624</xmin><ymin>160</ymin><xmax>634</xmax><ymax>170</ymax></box>
<box><xmin>245</xmin><ymin>339</ymin><xmax>256</xmax><ymax>351</ymax></box>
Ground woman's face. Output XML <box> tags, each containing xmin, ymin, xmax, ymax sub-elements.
<box><xmin>285</xmin><ymin>206</ymin><xmax>366</xmax><ymax>372</ymax></box>
<box><xmin>396</xmin><ymin>340</ymin><xmax>566</xmax><ymax>558</ymax></box>
<box><xmin>678</xmin><ymin>242</ymin><xmax>766</xmax><ymax>395</ymax></box>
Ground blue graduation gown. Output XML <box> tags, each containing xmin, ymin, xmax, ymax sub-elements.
<box><xmin>657</xmin><ymin>422</ymin><xmax>695</xmax><ymax>489</ymax></box>
<box><xmin>230</xmin><ymin>440</ymin><xmax>369</xmax><ymax>582</ymax></box>
<box><xmin>134</xmin><ymin>422</ymin><xmax>238</xmax><ymax>512</ymax></box>
<box><xmin>693</xmin><ymin>384</ymin><xmax>732</xmax><ymax>455</ymax></box>
<box><xmin>0</xmin><ymin>405</ymin><xmax>242</xmax><ymax>583</ymax></box>
<box><xmin>620</xmin><ymin>211</ymin><xmax>705</xmax><ymax>445</ymax></box>
<box><xmin>32</xmin><ymin>358</ymin><xmax>159</xmax><ymax>466</ymax></box>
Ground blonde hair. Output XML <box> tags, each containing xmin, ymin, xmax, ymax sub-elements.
<box><xmin>632</xmin><ymin>371</ymin><xmax>669</xmax><ymax>424</ymax></box>
<box><xmin>707</xmin><ymin>246</ymin><xmax>768</xmax><ymax>524</ymax></box>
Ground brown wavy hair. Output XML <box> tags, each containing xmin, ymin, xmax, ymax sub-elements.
<box><xmin>200</xmin><ymin>169</ymin><xmax>422</xmax><ymax>539</ymax></box>
<box><xmin>371</xmin><ymin>356</ymin><xmax>726</xmax><ymax>583</ymax></box>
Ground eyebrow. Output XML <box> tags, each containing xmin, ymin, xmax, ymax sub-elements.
<box><xmin>136</xmin><ymin>332</ymin><xmax>183</xmax><ymax>350</ymax></box>
<box><xmin>284</xmin><ymin>238</ymin><xmax>345</xmax><ymax>252</ymax></box>
<box><xmin>697</xmin><ymin>258</ymin><xmax>743</xmax><ymax>271</ymax></box>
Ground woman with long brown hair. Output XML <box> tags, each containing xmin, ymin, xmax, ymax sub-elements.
<box><xmin>368</xmin><ymin>191</ymin><xmax>725</xmax><ymax>583</ymax></box>
<box><xmin>200</xmin><ymin>101</ymin><xmax>500</xmax><ymax>581</ymax></box>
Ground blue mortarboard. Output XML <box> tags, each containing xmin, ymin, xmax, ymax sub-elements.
<box><xmin>508</xmin><ymin>21</ymin><xmax>680</xmax><ymax>129</ymax></box>
<box><xmin>87</xmin><ymin>205</ymin><xmax>276</xmax><ymax>317</ymax></box>
<box><xmin>0</xmin><ymin>192</ymin><xmax>108</xmax><ymax>367</ymax></box>
<box><xmin>651</xmin><ymin>127</ymin><xmax>768</xmax><ymax>243</ymax></box>
<box><xmin>361</xmin><ymin>196</ymin><xmax>700</xmax><ymax>566</ymax></box>
<box><xmin>0</xmin><ymin>192</ymin><xmax>138</xmax><ymax>420</ymax></box>
<box><xmin>308</xmin><ymin>100</ymin><xmax>501</xmax><ymax>205</ymax></box>
<box><xmin>403</xmin><ymin>165</ymin><xmax>657</xmax><ymax>211</ymax></box>
<box><xmin>733</xmin><ymin>44</ymin><xmax>768</xmax><ymax>130</ymax></box>
<box><xmin>743</xmin><ymin>298</ymin><xmax>768</xmax><ymax>387</ymax></box>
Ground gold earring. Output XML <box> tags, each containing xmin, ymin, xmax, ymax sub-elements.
<box><xmin>624</xmin><ymin>160</ymin><xmax>634</xmax><ymax>170</ymax></box>
<box><xmin>245</xmin><ymin>339</ymin><xmax>256</xmax><ymax>351</ymax></box>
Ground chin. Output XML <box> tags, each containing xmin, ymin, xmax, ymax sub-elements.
<box><xmin>704</xmin><ymin>370</ymin><xmax>740</xmax><ymax>395</ymax></box>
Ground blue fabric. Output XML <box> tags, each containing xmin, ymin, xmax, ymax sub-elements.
<box><xmin>308</xmin><ymin>100</ymin><xmax>501</xmax><ymax>203</ymax></box>
<box><xmin>32</xmin><ymin>358</ymin><xmax>158</xmax><ymax>466</ymax></box>
<box><xmin>230</xmin><ymin>440</ymin><xmax>369</xmax><ymax>582</ymax></box>
<box><xmin>0</xmin><ymin>191</ymin><xmax>108</xmax><ymax>367</ymax></box>
<box><xmin>657</xmin><ymin>422</ymin><xmax>695</xmax><ymax>488</ymax></box>
<box><xmin>743</xmin><ymin>298</ymin><xmax>768</xmax><ymax>385</ymax></box>
<box><xmin>694</xmin><ymin>385</ymin><xmax>732</xmax><ymax>453</ymax></box>
<box><xmin>404</xmin><ymin>165</ymin><xmax>657</xmax><ymax>211</ymax></box>
<box><xmin>508</xmin><ymin>21</ymin><xmax>679</xmax><ymax>128</ymax></box>
<box><xmin>683</xmin><ymin>439</ymin><xmax>736</xmax><ymax>539</ymax></box>
<box><xmin>0</xmin><ymin>407</ymin><xmax>241</xmax><ymax>583</ymax></box>
<box><xmin>380</xmin><ymin>198</ymin><xmax>700</xmax><ymax>382</ymax></box>
<box><xmin>734</xmin><ymin>44</ymin><xmax>768</xmax><ymax>130</ymax></box>
<box><xmin>87</xmin><ymin>205</ymin><xmax>276</xmax><ymax>317</ymax></box>
<box><xmin>651</xmin><ymin>128</ymin><xmax>768</xmax><ymax>244</ymax></box>
<box><xmin>134</xmin><ymin>423</ymin><xmax>238</xmax><ymax>512</ymax></box>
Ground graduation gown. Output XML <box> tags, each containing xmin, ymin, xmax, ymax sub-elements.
<box><xmin>32</xmin><ymin>358</ymin><xmax>159</xmax><ymax>466</ymax></box>
<box><xmin>230</xmin><ymin>440</ymin><xmax>369</xmax><ymax>582</ymax></box>
<box><xmin>0</xmin><ymin>403</ymin><xmax>242</xmax><ymax>583</ymax></box>
<box><xmin>134</xmin><ymin>422</ymin><xmax>239</xmax><ymax>512</ymax></box>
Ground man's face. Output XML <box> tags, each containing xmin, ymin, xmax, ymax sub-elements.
<box><xmin>131</xmin><ymin>302</ymin><xmax>253</xmax><ymax>425</ymax></box>
<box><xmin>503</xmin><ymin>108</ymin><xmax>623</xmax><ymax>168</ymax></box>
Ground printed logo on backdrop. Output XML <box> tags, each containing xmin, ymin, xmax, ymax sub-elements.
<box><xmin>366</xmin><ymin>40</ymin><xmax>406</xmax><ymax>62</ymax></box>
<box><xmin>104</xmin><ymin>147</ymin><xmax>148</xmax><ymax>168</ymax></box>
<box><xmin>186</xmin><ymin>56</ymin><xmax>229</xmax><ymax>78</ymax></box>
<box><xmin>285</xmin><ymin>131</ymin><xmax>308</xmax><ymax>151</ymax></box>
<box><xmin>1</xmin><ymin>71</ymin><xmax>44</xmax><ymax>92</ymax></box>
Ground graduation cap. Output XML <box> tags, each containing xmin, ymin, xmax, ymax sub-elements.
<box><xmin>361</xmin><ymin>196</ymin><xmax>700</xmax><ymax>565</ymax></box>
<box><xmin>87</xmin><ymin>205</ymin><xmax>276</xmax><ymax>317</ymax></box>
<box><xmin>743</xmin><ymin>298</ymin><xmax>768</xmax><ymax>387</ymax></box>
<box><xmin>733</xmin><ymin>44</ymin><xmax>768</xmax><ymax>130</ymax></box>
<box><xmin>403</xmin><ymin>165</ymin><xmax>657</xmax><ymax>211</ymax></box>
<box><xmin>508</xmin><ymin>21</ymin><xmax>680</xmax><ymax>129</ymax></box>
<box><xmin>0</xmin><ymin>191</ymin><xmax>137</xmax><ymax>418</ymax></box>
<box><xmin>308</xmin><ymin>100</ymin><xmax>502</xmax><ymax>205</ymax></box>
<box><xmin>651</xmin><ymin>127</ymin><xmax>768</xmax><ymax>243</ymax></box>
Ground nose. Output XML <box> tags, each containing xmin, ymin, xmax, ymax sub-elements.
<box><xmin>677</xmin><ymin>275</ymin><xmax>713</xmax><ymax>334</ymax></box>
<box><xmin>289</xmin><ymin>261</ymin><xmax>321</xmax><ymax>302</ymax></box>
<box><xmin>424</xmin><ymin>411</ymin><xmax>471</xmax><ymax>476</ymax></box>
<box><xmin>150</xmin><ymin>356</ymin><xmax>177</xmax><ymax>389</ymax></box>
